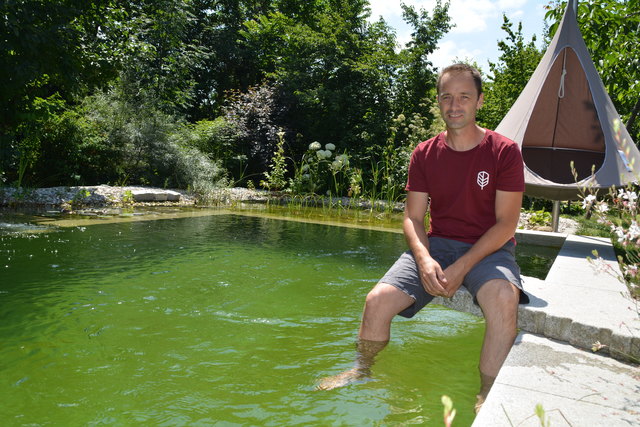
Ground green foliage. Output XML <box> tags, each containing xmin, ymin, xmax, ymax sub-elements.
<box><xmin>394</xmin><ymin>1</ymin><xmax>452</xmax><ymax>118</ymax></box>
<box><xmin>527</xmin><ymin>209</ymin><xmax>552</xmax><ymax>226</ymax></box>
<box><xmin>260</xmin><ymin>130</ymin><xmax>288</xmax><ymax>191</ymax></box>
<box><xmin>545</xmin><ymin>0</ymin><xmax>640</xmax><ymax>142</ymax></box>
<box><xmin>187</xmin><ymin>118</ymin><xmax>237</xmax><ymax>163</ymax></box>
<box><xmin>580</xmin><ymin>184</ymin><xmax>640</xmax><ymax>299</ymax></box>
<box><xmin>71</xmin><ymin>189</ymin><xmax>91</xmax><ymax>208</ymax></box>
<box><xmin>9</xmin><ymin>93</ymin><xmax>93</xmax><ymax>187</ymax></box>
<box><xmin>478</xmin><ymin>15</ymin><xmax>542</xmax><ymax>130</ymax></box>
<box><xmin>116</xmin><ymin>0</ymin><xmax>208</xmax><ymax>115</ymax></box>
<box><xmin>121</xmin><ymin>190</ymin><xmax>134</xmax><ymax>206</ymax></box>
<box><xmin>79</xmin><ymin>85</ymin><xmax>226</xmax><ymax>193</ymax></box>
<box><xmin>1</xmin><ymin>0</ymin><xmax>455</xmax><ymax>196</ymax></box>
<box><xmin>535</xmin><ymin>403</ymin><xmax>550</xmax><ymax>427</ymax></box>
<box><xmin>289</xmin><ymin>141</ymin><xmax>350</xmax><ymax>196</ymax></box>
<box><xmin>239</xmin><ymin>0</ymin><xmax>451</xmax><ymax>156</ymax></box>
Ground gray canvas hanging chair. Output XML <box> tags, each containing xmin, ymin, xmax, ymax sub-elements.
<box><xmin>495</xmin><ymin>0</ymin><xmax>639</xmax><ymax>201</ymax></box>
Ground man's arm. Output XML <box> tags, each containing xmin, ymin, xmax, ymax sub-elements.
<box><xmin>441</xmin><ymin>189</ymin><xmax>523</xmax><ymax>297</ymax></box>
<box><xmin>403</xmin><ymin>190</ymin><xmax>449</xmax><ymax>297</ymax></box>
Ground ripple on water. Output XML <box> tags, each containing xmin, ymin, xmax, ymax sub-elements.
<box><xmin>0</xmin><ymin>213</ymin><xmax>484</xmax><ymax>426</ymax></box>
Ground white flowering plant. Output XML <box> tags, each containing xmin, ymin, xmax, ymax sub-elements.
<box><xmin>582</xmin><ymin>184</ymin><xmax>640</xmax><ymax>298</ymax></box>
<box><xmin>289</xmin><ymin>141</ymin><xmax>356</xmax><ymax>196</ymax></box>
<box><xmin>577</xmin><ymin>120</ymin><xmax>640</xmax><ymax>299</ymax></box>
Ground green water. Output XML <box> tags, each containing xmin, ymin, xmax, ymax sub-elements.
<box><xmin>1</xmin><ymin>213</ymin><xmax>490</xmax><ymax>425</ymax></box>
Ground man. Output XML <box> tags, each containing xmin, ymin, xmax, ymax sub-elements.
<box><xmin>318</xmin><ymin>63</ymin><xmax>529</xmax><ymax>412</ymax></box>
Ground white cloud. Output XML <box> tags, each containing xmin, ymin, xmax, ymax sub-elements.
<box><xmin>497</xmin><ymin>0</ymin><xmax>527</xmax><ymax>9</ymax></box>
<box><xmin>431</xmin><ymin>40</ymin><xmax>483</xmax><ymax>69</ymax></box>
<box><xmin>365</xmin><ymin>0</ymin><xmax>546</xmax><ymax>69</ymax></box>
<box><xmin>367</xmin><ymin>0</ymin><xmax>402</xmax><ymax>20</ymax></box>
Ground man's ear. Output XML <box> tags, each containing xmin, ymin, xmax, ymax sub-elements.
<box><xmin>477</xmin><ymin>92</ymin><xmax>484</xmax><ymax>109</ymax></box>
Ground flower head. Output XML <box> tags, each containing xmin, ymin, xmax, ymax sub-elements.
<box><xmin>309</xmin><ymin>141</ymin><xmax>321</xmax><ymax>151</ymax></box>
<box><xmin>325</xmin><ymin>143</ymin><xmax>336</xmax><ymax>151</ymax></box>
<box><xmin>582</xmin><ymin>194</ymin><xmax>596</xmax><ymax>209</ymax></box>
<box><xmin>594</xmin><ymin>202</ymin><xmax>609</xmax><ymax>214</ymax></box>
<box><xmin>315</xmin><ymin>149</ymin><xmax>332</xmax><ymax>160</ymax></box>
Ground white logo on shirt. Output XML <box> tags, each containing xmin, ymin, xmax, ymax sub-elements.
<box><xmin>477</xmin><ymin>171</ymin><xmax>490</xmax><ymax>189</ymax></box>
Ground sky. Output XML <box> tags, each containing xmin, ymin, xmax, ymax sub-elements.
<box><xmin>367</xmin><ymin>0</ymin><xmax>552</xmax><ymax>71</ymax></box>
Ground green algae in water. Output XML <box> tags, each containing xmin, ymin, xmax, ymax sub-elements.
<box><xmin>1</xmin><ymin>214</ymin><xmax>487</xmax><ymax>425</ymax></box>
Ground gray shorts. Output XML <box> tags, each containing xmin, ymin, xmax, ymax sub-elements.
<box><xmin>380</xmin><ymin>236</ymin><xmax>529</xmax><ymax>318</ymax></box>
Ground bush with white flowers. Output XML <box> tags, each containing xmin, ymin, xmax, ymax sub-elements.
<box><xmin>288</xmin><ymin>140</ymin><xmax>357</xmax><ymax>196</ymax></box>
<box><xmin>579</xmin><ymin>124</ymin><xmax>640</xmax><ymax>299</ymax></box>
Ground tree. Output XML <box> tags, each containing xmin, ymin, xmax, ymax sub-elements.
<box><xmin>239</xmin><ymin>1</ymin><xmax>396</xmax><ymax>155</ymax></box>
<box><xmin>478</xmin><ymin>15</ymin><xmax>543</xmax><ymax>130</ymax></box>
<box><xmin>545</xmin><ymin>0</ymin><xmax>640</xmax><ymax>142</ymax></box>
<box><xmin>393</xmin><ymin>1</ymin><xmax>452</xmax><ymax>119</ymax></box>
<box><xmin>116</xmin><ymin>0</ymin><xmax>209</xmax><ymax>115</ymax></box>
<box><xmin>0</xmin><ymin>0</ymin><xmax>122</xmax><ymax>185</ymax></box>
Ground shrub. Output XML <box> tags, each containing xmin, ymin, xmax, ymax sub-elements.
<box><xmin>224</xmin><ymin>82</ymin><xmax>290</xmax><ymax>175</ymax></box>
<box><xmin>81</xmin><ymin>87</ymin><xmax>226</xmax><ymax>192</ymax></box>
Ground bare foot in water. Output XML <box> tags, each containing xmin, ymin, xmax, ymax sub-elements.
<box><xmin>475</xmin><ymin>372</ymin><xmax>495</xmax><ymax>414</ymax></box>
<box><xmin>474</xmin><ymin>393</ymin><xmax>486</xmax><ymax>414</ymax></box>
<box><xmin>316</xmin><ymin>367</ymin><xmax>369</xmax><ymax>390</ymax></box>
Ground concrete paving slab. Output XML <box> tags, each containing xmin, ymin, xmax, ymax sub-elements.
<box><xmin>435</xmin><ymin>231</ymin><xmax>640</xmax><ymax>362</ymax></box>
<box><xmin>473</xmin><ymin>333</ymin><xmax>640</xmax><ymax>427</ymax></box>
<box><xmin>520</xmin><ymin>234</ymin><xmax>640</xmax><ymax>361</ymax></box>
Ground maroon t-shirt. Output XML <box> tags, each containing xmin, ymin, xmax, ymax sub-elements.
<box><xmin>405</xmin><ymin>129</ymin><xmax>525</xmax><ymax>244</ymax></box>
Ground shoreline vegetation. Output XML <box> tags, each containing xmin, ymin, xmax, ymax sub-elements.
<box><xmin>5</xmin><ymin>184</ymin><xmax>639</xmax><ymax>301</ymax></box>
<box><xmin>0</xmin><ymin>184</ymin><xmax>578</xmax><ymax>234</ymax></box>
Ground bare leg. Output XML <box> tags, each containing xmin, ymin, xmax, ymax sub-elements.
<box><xmin>474</xmin><ymin>279</ymin><xmax>519</xmax><ymax>412</ymax></box>
<box><xmin>316</xmin><ymin>283</ymin><xmax>413</xmax><ymax>390</ymax></box>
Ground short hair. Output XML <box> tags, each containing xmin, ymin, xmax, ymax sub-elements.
<box><xmin>437</xmin><ymin>63</ymin><xmax>483</xmax><ymax>96</ymax></box>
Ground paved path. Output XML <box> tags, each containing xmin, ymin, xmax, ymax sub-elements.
<box><xmin>435</xmin><ymin>230</ymin><xmax>640</xmax><ymax>426</ymax></box>
<box><xmin>473</xmin><ymin>332</ymin><xmax>640</xmax><ymax>426</ymax></box>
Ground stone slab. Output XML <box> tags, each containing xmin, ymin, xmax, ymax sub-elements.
<box><xmin>435</xmin><ymin>233</ymin><xmax>640</xmax><ymax>362</ymax></box>
<box><xmin>131</xmin><ymin>189</ymin><xmax>181</xmax><ymax>202</ymax></box>
<box><xmin>473</xmin><ymin>333</ymin><xmax>640</xmax><ymax>426</ymax></box>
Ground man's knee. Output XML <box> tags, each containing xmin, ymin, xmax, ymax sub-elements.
<box><xmin>477</xmin><ymin>279</ymin><xmax>519</xmax><ymax>320</ymax></box>
<box><xmin>365</xmin><ymin>283</ymin><xmax>395</xmax><ymax>310</ymax></box>
<box><xmin>364</xmin><ymin>282</ymin><xmax>413</xmax><ymax>316</ymax></box>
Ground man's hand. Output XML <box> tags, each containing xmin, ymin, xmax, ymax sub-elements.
<box><xmin>441</xmin><ymin>261</ymin><xmax>467</xmax><ymax>298</ymax></box>
<box><xmin>416</xmin><ymin>255</ymin><xmax>449</xmax><ymax>297</ymax></box>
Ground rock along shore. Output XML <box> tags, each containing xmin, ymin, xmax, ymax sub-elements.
<box><xmin>0</xmin><ymin>185</ymin><xmax>268</xmax><ymax>209</ymax></box>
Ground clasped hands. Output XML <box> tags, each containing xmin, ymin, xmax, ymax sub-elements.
<box><xmin>417</xmin><ymin>256</ymin><xmax>465</xmax><ymax>298</ymax></box>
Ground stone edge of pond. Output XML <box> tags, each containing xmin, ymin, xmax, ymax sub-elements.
<box><xmin>0</xmin><ymin>185</ymin><xmax>406</xmax><ymax>212</ymax></box>
<box><xmin>1</xmin><ymin>185</ymin><xmax>580</xmax><ymax>233</ymax></box>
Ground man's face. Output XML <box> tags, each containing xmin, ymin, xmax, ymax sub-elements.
<box><xmin>437</xmin><ymin>71</ymin><xmax>484</xmax><ymax>131</ymax></box>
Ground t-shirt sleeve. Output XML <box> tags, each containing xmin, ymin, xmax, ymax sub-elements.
<box><xmin>405</xmin><ymin>144</ymin><xmax>429</xmax><ymax>193</ymax></box>
<box><xmin>496</xmin><ymin>142</ymin><xmax>525</xmax><ymax>192</ymax></box>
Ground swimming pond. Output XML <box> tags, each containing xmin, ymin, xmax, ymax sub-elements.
<box><xmin>0</xmin><ymin>212</ymin><xmax>552</xmax><ymax>425</ymax></box>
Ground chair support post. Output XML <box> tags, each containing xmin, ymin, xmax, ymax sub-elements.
<box><xmin>552</xmin><ymin>200</ymin><xmax>561</xmax><ymax>232</ymax></box>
